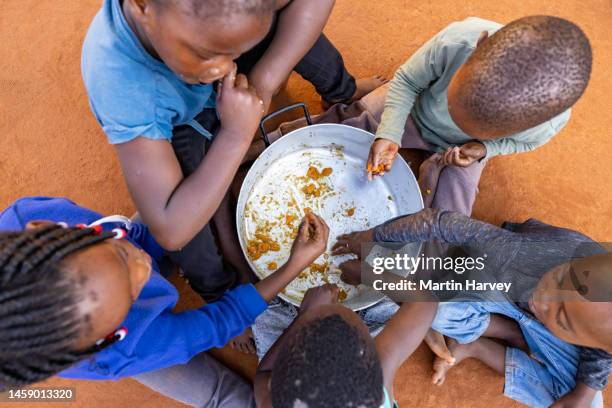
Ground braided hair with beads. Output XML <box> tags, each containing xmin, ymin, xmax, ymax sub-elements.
<box><xmin>0</xmin><ymin>223</ymin><xmax>117</xmax><ymax>389</ymax></box>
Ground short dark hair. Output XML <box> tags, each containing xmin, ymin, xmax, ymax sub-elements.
<box><xmin>271</xmin><ymin>314</ymin><xmax>384</xmax><ymax>408</ymax></box>
<box><xmin>459</xmin><ymin>16</ymin><xmax>592</xmax><ymax>133</ymax></box>
<box><xmin>154</xmin><ymin>0</ymin><xmax>276</xmax><ymax>19</ymax></box>
<box><xmin>0</xmin><ymin>224</ymin><xmax>116</xmax><ymax>389</ymax></box>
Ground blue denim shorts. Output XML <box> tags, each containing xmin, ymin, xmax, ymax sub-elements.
<box><xmin>432</xmin><ymin>301</ymin><xmax>604</xmax><ymax>408</ymax></box>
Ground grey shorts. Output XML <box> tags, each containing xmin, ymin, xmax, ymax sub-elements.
<box><xmin>252</xmin><ymin>296</ymin><xmax>400</xmax><ymax>360</ymax></box>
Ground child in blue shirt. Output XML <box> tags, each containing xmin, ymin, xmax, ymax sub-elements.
<box><xmin>0</xmin><ymin>196</ymin><xmax>329</xmax><ymax>406</ymax></box>
<box><xmin>82</xmin><ymin>0</ymin><xmax>385</xmax><ymax>304</ymax></box>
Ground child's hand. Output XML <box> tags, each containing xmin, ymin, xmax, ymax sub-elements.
<box><xmin>339</xmin><ymin>259</ymin><xmax>361</xmax><ymax>285</ymax></box>
<box><xmin>367</xmin><ymin>139</ymin><xmax>400</xmax><ymax>180</ymax></box>
<box><xmin>288</xmin><ymin>213</ymin><xmax>330</xmax><ymax>270</ymax></box>
<box><xmin>299</xmin><ymin>284</ymin><xmax>340</xmax><ymax>313</ymax></box>
<box><xmin>332</xmin><ymin>229</ymin><xmax>374</xmax><ymax>259</ymax></box>
<box><xmin>442</xmin><ymin>142</ymin><xmax>486</xmax><ymax>167</ymax></box>
<box><xmin>217</xmin><ymin>65</ymin><xmax>266</xmax><ymax>143</ymax></box>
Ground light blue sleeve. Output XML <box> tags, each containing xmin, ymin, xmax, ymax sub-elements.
<box><xmin>375</xmin><ymin>35</ymin><xmax>447</xmax><ymax>145</ymax></box>
<box><xmin>481</xmin><ymin>110</ymin><xmax>571</xmax><ymax>159</ymax></box>
<box><xmin>375</xmin><ymin>22</ymin><xmax>481</xmax><ymax>145</ymax></box>
<box><xmin>84</xmin><ymin>70</ymin><xmax>176</xmax><ymax>144</ymax></box>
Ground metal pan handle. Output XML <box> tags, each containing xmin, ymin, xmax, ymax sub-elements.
<box><xmin>259</xmin><ymin>103</ymin><xmax>313</xmax><ymax>147</ymax></box>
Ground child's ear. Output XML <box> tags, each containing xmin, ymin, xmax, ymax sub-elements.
<box><xmin>128</xmin><ymin>0</ymin><xmax>150</xmax><ymax>16</ymax></box>
<box><xmin>476</xmin><ymin>31</ymin><xmax>489</xmax><ymax>48</ymax></box>
<box><xmin>25</xmin><ymin>220</ymin><xmax>54</xmax><ymax>230</ymax></box>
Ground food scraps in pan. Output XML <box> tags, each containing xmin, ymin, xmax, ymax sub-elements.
<box><xmin>247</xmin><ymin>231</ymin><xmax>281</xmax><ymax>261</ymax></box>
<box><xmin>307</xmin><ymin>166</ymin><xmax>333</xmax><ymax>180</ymax></box>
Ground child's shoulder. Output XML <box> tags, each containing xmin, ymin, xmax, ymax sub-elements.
<box><xmin>82</xmin><ymin>1</ymin><xmax>157</xmax><ymax>87</ymax></box>
<box><xmin>434</xmin><ymin>17</ymin><xmax>504</xmax><ymax>48</ymax></box>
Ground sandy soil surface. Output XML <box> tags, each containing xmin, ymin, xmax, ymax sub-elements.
<box><xmin>1</xmin><ymin>0</ymin><xmax>610</xmax><ymax>407</ymax></box>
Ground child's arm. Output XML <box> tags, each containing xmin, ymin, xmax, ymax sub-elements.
<box><xmin>375</xmin><ymin>36</ymin><xmax>442</xmax><ymax>146</ymax></box>
<box><xmin>114</xmin><ymin>69</ymin><xmax>263</xmax><ymax>251</ymax></box>
<box><xmin>478</xmin><ymin>110</ymin><xmax>570</xmax><ymax>160</ymax></box>
<box><xmin>376</xmin><ymin>299</ymin><xmax>438</xmax><ymax>399</ymax></box>
<box><xmin>333</xmin><ymin>208</ymin><xmax>516</xmax><ymax>259</ymax></box>
<box><xmin>87</xmin><ymin>215</ymin><xmax>327</xmax><ymax>381</ymax></box>
<box><xmin>368</xmin><ymin>35</ymin><xmax>449</xmax><ymax>179</ymax></box>
<box><xmin>248</xmin><ymin>0</ymin><xmax>335</xmax><ymax>110</ymax></box>
<box><xmin>552</xmin><ymin>383</ymin><xmax>598</xmax><ymax>407</ymax></box>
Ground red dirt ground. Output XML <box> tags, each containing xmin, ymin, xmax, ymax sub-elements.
<box><xmin>1</xmin><ymin>0</ymin><xmax>610</xmax><ymax>407</ymax></box>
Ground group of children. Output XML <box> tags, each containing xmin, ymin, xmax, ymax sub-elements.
<box><xmin>1</xmin><ymin>0</ymin><xmax>610</xmax><ymax>407</ymax></box>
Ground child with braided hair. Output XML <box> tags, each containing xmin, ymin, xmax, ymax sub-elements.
<box><xmin>0</xmin><ymin>196</ymin><xmax>329</xmax><ymax>407</ymax></box>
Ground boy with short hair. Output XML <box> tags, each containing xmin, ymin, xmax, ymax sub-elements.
<box><xmin>254</xmin><ymin>284</ymin><xmax>438</xmax><ymax>407</ymax></box>
<box><xmin>82</xmin><ymin>0</ymin><xmax>385</xmax><ymax>302</ymax></box>
<box><xmin>335</xmin><ymin>209</ymin><xmax>612</xmax><ymax>407</ymax></box>
<box><xmin>368</xmin><ymin>16</ymin><xmax>592</xmax><ymax>216</ymax></box>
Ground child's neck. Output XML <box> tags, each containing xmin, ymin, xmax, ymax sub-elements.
<box><xmin>121</xmin><ymin>0</ymin><xmax>161</xmax><ymax>61</ymax></box>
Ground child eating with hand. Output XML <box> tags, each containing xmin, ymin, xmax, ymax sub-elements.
<box><xmin>334</xmin><ymin>208</ymin><xmax>611</xmax><ymax>407</ymax></box>
<box><xmin>368</xmin><ymin>16</ymin><xmax>592</xmax><ymax>215</ymax></box>
<box><xmin>82</xmin><ymin>0</ymin><xmax>385</xmax><ymax>304</ymax></box>
<box><xmin>0</xmin><ymin>196</ymin><xmax>329</xmax><ymax>406</ymax></box>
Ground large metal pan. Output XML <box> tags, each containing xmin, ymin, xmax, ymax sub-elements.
<box><xmin>236</xmin><ymin>104</ymin><xmax>423</xmax><ymax>311</ymax></box>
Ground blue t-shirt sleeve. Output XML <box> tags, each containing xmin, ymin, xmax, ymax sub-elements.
<box><xmin>82</xmin><ymin>62</ymin><xmax>175</xmax><ymax>144</ymax></box>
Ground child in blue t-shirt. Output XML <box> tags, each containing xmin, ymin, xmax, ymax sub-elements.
<box><xmin>0</xmin><ymin>196</ymin><xmax>329</xmax><ymax>406</ymax></box>
<box><xmin>82</xmin><ymin>0</ymin><xmax>386</xmax><ymax>305</ymax></box>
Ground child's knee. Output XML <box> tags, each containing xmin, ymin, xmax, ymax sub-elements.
<box><xmin>432</xmin><ymin>302</ymin><xmax>491</xmax><ymax>344</ymax></box>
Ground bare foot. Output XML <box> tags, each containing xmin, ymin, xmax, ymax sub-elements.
<box><xmin>321</xmin><ymin>75</ymin><xmax>389</xmax><ymax>109</ymax></box>
<box><xmin>230</xmin><ymin>327</ymin><xmax>256</xmax><ymax>354</ymax></box>
<box><xmin>352</xmin><ymin>76</ymin><xmax>389</xmax><ymax>101</ymax></box>
<box><xmin>432</xmin><ymin>338</ymin><xmax>473</xmax><ymax>385</ymax></box>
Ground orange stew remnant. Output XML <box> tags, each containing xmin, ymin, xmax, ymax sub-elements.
<box><xmin>285</xmin><ymin>214</ymin><xmax>297</xmax><ymax>226</ymax></box>
<box><xmin>338</xmin><ymin>289</ymin><xmax>348</xmax><ymax>302</ymax></box>
<box><xmin>267</xmin><ymin>262</ymin><xmax>278</xmax><ymax>271</ymax></box>
<box><xmin>310</xmin><ymin>262</ymin><xmax>329</xmax><ymax>274</ymax></box>
<box><xmin>367</xmin><ymin>163</ymin><xmax>386</xmax><ymax>174</ymax></box>
<box><xmin>346</xmin><ymin>207</ymin><xmax>355</xmax><ymax>217</ymax></box>
<box><xmin>307</xmin><ymin>166</ymin><xmax>320</xmax><ymax>180</ymax></box>
<box><xmin>302</xmin><ymin>183</ymin><xmax>322</xmax><ymax>197</ymax></box>
<box><xmin>247</xmin><ymin>231</ymin><xmax>281</xmax><ymax>261</ymax></box>
<box><xmin>307</xmin><ymin>166</ymin><xmax>334</xmax><ymax>180</ymax></box>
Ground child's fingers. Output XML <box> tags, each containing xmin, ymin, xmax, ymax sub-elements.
<box><xmin>221</xmin><ymin>64</ymin><xmax>237</xmax><ymax>91</ymax></box>
<box><xmin>235</xmin><ymin>73</ymin><xmax>249</xmax><ymax>90</ymax></box>
<box><xmin>332</xmin><ymin>241</ymin><xmax>351</xmax><ymax>255</ymax></box>
<box><xmin>297</xmin><ymin>217</ymin><xmax>310</xmax><ymax>241</ymax></box>
<box><xmin>442</xmin><ymin>148</ymin><xmax>453</xmax><ymax>165</ymax></box>
<box><xmin>366</xmin><ymin>148</ymin><xmax>375</xmax><ymax>181</ymax></box>
<box><xmin>311</xmin><ymin>214</ymin><xmax>330</xmax><ymax>242</ymax></box>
